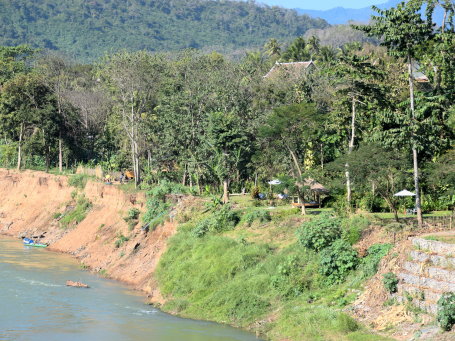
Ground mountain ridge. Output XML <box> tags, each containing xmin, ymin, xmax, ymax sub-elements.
<box><xmin>0</xmin><ymin>0</ymin><xmax>328</xmax><ymax>61</ymax></box>
<box><xmin>295</xmin><ymin>0</ymin><xmax>444</xmax><ymax>25</ymax></box>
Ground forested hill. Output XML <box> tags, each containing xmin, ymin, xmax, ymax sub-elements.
<box><xmin>0</xmin><ymin>0</ymin><xmax>328</xmax><ymax>61</ymax></box>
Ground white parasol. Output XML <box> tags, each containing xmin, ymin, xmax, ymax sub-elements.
<box><xmin>394</xmin><ymin>190</ymin><xmax>416</xmax><ymax>197</ymax></box>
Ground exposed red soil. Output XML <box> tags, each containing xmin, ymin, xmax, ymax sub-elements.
<box><xmin>0</xmin><ymin>168</ymin><xmax>178</xmax><ymax>303</ymax></box>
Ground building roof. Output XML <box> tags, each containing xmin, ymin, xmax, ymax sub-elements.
<box><xmin>304</xmin><ymin>178</ymin><xmax>329</xmax><ymax>193</ymax></box>
<box><xmin>264</xmin><ymin>61</ymin><xmax>314</xmax><ymax>79</ymax></box>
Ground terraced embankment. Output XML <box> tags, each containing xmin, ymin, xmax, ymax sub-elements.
<box><xmin>397</xmin><ymin>236</ymin><xmax>455</xmax><ymax>314</ymax></box>
<box><xmin>0</xmin><ymin>169</ymin><xmax>178</xmax><ymax>301</ymax></box>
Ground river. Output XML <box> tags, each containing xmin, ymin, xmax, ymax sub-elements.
<box><xmin>0</xmin><ymin>237</ymin><xmax>259</xmax><ymax>341</ymax></box>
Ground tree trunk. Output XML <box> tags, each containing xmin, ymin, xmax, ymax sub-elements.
<box><xmin>287</xmin><ymin>147</ymin><xmax>303</xmax><ymax>179</ymax></box>
<box><xmin>300</xmin><ymin>193</ymin><xmax>307</xmax><ymax>215</ymax></box>
<box><xmin>286</xmin><ymin>146</ymin><xmax>307</xmax><ymax>215</ymax></box>
<box><xmin>320</xmin><ymin>143</ymin><xmax>324</xmax><ymax>169</ymax></box>
<box><xmin>223</xmin><ymin>178</ymin><xmax>229</xmax><ymax>204</ymax></box>
<box><xmin>134</xmin><ymin>141</ymin><xmax>140</xmax><ymax>188</ymax></box>
<box><xmin>345</xmin><ymin>98</ymin><xmax>356</xmax><ymax>212</ymax></box>
<box><xmin>408</xmin><ymin>55</ymin><xmax>423</xmax><ymax>228</ymax></box>
<box><xmin>45</xmin><ymin>145</ymin><xmax>50</xmax><ymax>173</ymax></box>
<box><xmin>182</xmin><ymin>164</ymin><xmax>187</xmax><ymax>186</ymax></box>
<box><xmin>58</xmin><ymin>133</ymin><xmax>63</xmax><ymax>173</ymax></box>
<box><xmin>17</xmin><ymin>122</ymin><xmax>24</xmax><ymax>170</ymax></box>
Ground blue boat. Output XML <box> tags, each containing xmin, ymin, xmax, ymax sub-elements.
<box><xmin>23</xmin><ymin>238</ymin><xmax>48</xmax><ymax>248</ymax></box>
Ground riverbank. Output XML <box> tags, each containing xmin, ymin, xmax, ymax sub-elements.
<box><xmin>0</xmin><ymin>168</ymin><xmax>175</xmax><ymax>303</ymax></box>
<box><xmin>2</xmin><ymin>169</ymin><xmax>454</xmax><ymax>341</ymax></box>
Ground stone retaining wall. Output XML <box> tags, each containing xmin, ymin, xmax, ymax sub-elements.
<box><xmin>396</xmin><ymin>237</ymin><xmax>455</xmax><ymax>315</ymax></box>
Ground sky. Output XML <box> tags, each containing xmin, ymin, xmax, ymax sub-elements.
<box><xmin>257</xmin><ymin>0</ymin><xmax>386</xmax><ymax>10</ymax></box>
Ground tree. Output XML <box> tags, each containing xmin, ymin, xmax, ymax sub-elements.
<box><xmin>281</xmin><ymin>37</ymin><xmax>311</xmax><ymax>62</ymax></box>
<box><xmin>36</xmin><ymin>54</ymin><xmax>74</xmax><ymax>173</ymax></box>
<box><xmin>259</xmin><ymin>102</ymin><xmax>323</xmax><ymax>214</ymax></box>
<box><xmin>332</xmin><ymin>45</ymin><xmax>386</xmax><ymax>210</ymax></box>
<box><xmin>99</xmin><ymin>51</ymin><xmax>163</xmax><ymax>187</ymax></box>
<box><xmin>355</xmin><ymin>0</ymin><xmax>435</xmax><ymax>227</ymax></box>
<box><xmin>0</xmin><ymin>73</ymin><xmax>57</xmax><ymax>171</ymax></box>
<box><xmin>328</xmin><ymin>144</ymin><xmax>411</xmax><ymax>221</ymax></box>
<box><xmin>264</xmin><ymin>38</ymin><xmax>281</xmax><ymax>59</ymax></box>
<box><xmin>206</xmin><ymin>111</ymin><xmax>250</xmax><ymax>203</ymax></box>
<box><xmin>0</xmin><ymin>45</ymin><xmax>35</xmax><ymax>86</ymax></box>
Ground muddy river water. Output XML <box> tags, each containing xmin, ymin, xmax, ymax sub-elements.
<box><xmin>0</xmin><ymin>237</ymin><xmax>259</xmax><ymax>341</ymax></box>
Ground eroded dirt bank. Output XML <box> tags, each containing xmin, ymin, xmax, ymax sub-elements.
<box><xmin>0</xmin><ymin>169</ymin><xmax>176</xmax><ymax>302</ymax></box>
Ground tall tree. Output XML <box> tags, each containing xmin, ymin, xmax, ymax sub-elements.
<box><xmin>259</xmin><ymin>102</ymin><xmax>323</xmax><ymax>214</ymax></box>
<box><xmin>332</xmin><ymin>45</ymin><xmax>386</xmax><ymax>210</ymax></box>
<box><xmin>0</xmin><ymin>73</ymin><xmax>57</xmax><ymax>170</ymax></box>
<box><xmin>36</xmin><ymin>54</ymin><xmax>73</xmax><ymax>173</ymax></box>
<box><xmin>355</xmin><ymin>0</ymin><xmax>435</xmax><ymax>227</ymax></box>
<box><xmin>99</xmin><ymin>51</ymin><xmax>163</xmax><ymax>187</ymax></box>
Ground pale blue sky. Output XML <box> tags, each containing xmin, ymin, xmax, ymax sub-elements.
<box><xmin>258</xmin><ymin>0</ymin><xmax>385</xmax><ymax>10</ymax></box>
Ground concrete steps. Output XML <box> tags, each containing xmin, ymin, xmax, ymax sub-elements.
<box><xmin>395</xmin><ymin>237</ymin><xmax>455</xmax><ymax>315</ymax></box>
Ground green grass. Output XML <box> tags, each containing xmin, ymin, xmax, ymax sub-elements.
<box><xmin>271</xmin><ymin>303</ymin><xmax>393</xmax><ymax>341</ymax></box>
<box><xmin>59</xmin><ymin>195</ymin><xmax>92</xmax><ymax>228</ymax></box>
<box><xmin>156</xmin><ymin>228</ymin><xmax>389</xmax><ymax>340</ymax></box>
<box><xmin>372</xmin><ymin>211</ymin><xmax>452</xmax><ymax>219</ymax></box>
<box><xmin>424</xmin><ymin>235</ymin><xmax>455</xmax><ymax>244</ymax></box>
<box><xmin>155</xmin><ymin>198</ymin><xmax>394</xmax><ymax>340</ymax></box>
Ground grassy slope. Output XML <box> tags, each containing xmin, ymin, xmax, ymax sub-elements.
<box><xmin>155</xmin><ymin>196</ymin><xmax>394</xmax><ymax>341</ymax></box>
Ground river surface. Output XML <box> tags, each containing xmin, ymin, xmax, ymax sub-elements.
<box><xmin>0</xmin><ymin>237</ymin><xmax>259</xmax><ymax>341</ymax></box>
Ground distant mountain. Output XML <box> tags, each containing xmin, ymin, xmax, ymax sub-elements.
<box><xmin>296</xmin><ymin>0</ymin><xmax>444</xmax><ymax>25</ymax></box>
<box><xmin>0</xmin><ymin>0</ymin><xmax>328</xmax><ymax>61</ymax></box>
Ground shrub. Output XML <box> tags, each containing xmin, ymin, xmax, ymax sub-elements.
<box><xmin>143</xmin><ymin>181</ymin><xmax>194</xmax><ymax>229</ymax></box>
<box><xmin>243</xmin><ymin>209</ymin><xmax>271</xmax><ymax>227</ymax></box>
<box><xmin>251</xmin><ymin>186</ymin><xmax>260</xmax><ymax>199</ymax></box>
<box><xmin>437</xmin><ymin>292</ymin><xmax>455</xmax><ymax>331</ymax></box>
<box><xmin>297</xmin><ymin>214</ymin><xmax>342</xmax><ymax>252</ymax></box>
<box><xmin>382</xmin><ymin>272</ymin><xmax>399</xmax><ymax>294</ymax></box>
<box><xmin>192</xmin><ymin>204</ymin><xmax>239</xmax><ymax>237</ymax></box>
<box><xmin>145</xmin><ymin>180</ymin><xmax>193</xmax><ymax>201</ymax></box>
<box><xmin>127</xmin><ymin>208</ymin><xmax>140</xmax><ymax>220</ymax></box>
<box><xmin>68</xmin><ymin>174</ymin><xmax>89</xmax><ymax>189</ymax></box>
<box><xmin>342</xmin><ymin>215</ymin><xmax>370</xmax><ymax>245</ymax></box>
<box><xmin>115</xmin><ymin>233</ymin><xmax>129</xmax><ymax>248</ymax></box>
<box><xmin>329</xmin><ymin>195</ymin><xmax>349</xmax><ymax>217</ymax></box>
<box><xmin>319</xmin><ymin>240</ymin><xmax>358</xmax><ymax>284</ymax></box>
<box><xmin>270</xmin><ymin>254</ymin><xmax>310</xmax><ymax>299</ymax></box>
<box><xmin>359</xmin><ymin>243</ymin><xmax>393</xmax><ymax>278</ymax></box>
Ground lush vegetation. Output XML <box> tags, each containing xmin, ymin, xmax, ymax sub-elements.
<box><xmin>0</xmin><ymin>0</ymin><xmax>328</xmax><ymax>61</ymax></box>
<box><xmin>156</xmin><ymin>196</ymin><xmax>394</xmax><ymax>340</ymax></box>
<box><xmin>0</xmin><ymin>1</ymin><xmax>453</xmax><ymax>223</ymax></box>
<box><xmin>437</xmin><ymin>292</ymin><xmax>455</xmax><ymax>331</ymax></box>
<box><xmin>0</xmin><ymin>1</ymin><xmax>453</xmax><ymax>339</ymax></box>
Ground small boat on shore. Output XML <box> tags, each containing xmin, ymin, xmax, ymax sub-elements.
<box><xmin>23</xmin><ymin>238</ymin><xmax>48</xmax><ymax>248</ymax></box>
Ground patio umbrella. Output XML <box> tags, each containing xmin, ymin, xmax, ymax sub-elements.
<box><xmin>394</xmin><ymin>190</ymin><xmax>416</xmax><ymax>197</ymax></box>
<box><xmin>267</xmin><ymin>180</ymin><xmax>281</xmax><ymax>185</ymax></box>
<box><xmin>267</xmin><ymin>179</ymin><xmax>281</xmax><ymax>192</ymax></box>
